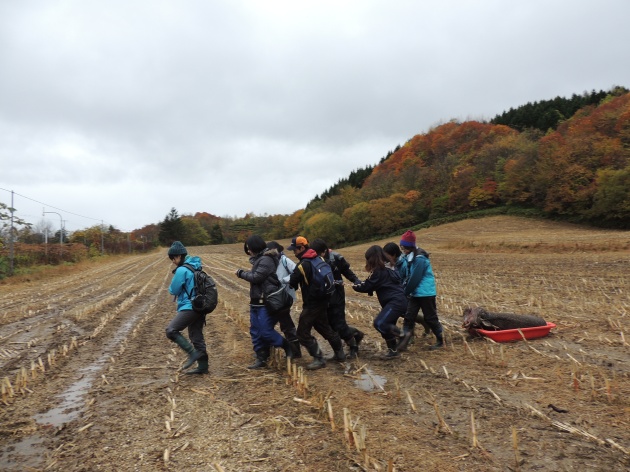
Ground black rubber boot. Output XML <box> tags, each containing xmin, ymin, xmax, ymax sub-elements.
<box><xmin>289</xmin><ymin>339</ymin><xmax>302</xmax><ymax>358</ymax></box>
<box><xmin>332</xmin><ymin>348</ymin><xmax>346</xmax><ymax>361</ymax></box>
<box><xmin>306</xmin><ymin>345</ymin><xmax>326</xmax><ymax>370</ymax></box>
<box><xmin>416</xmin><ymin>314</ymin><xmax>432</xmax><ymax>336</ymax></box>
<box><xmin>396</xmin><ymin>328</ymin><xmax>415</xmax><ymax>352</ymax></box>
<box><xmin>248</xmin><ymin>350</ymin><xmax>268</xmax><ymax>369</ymax></box>
<box><xmin>347</xmin><ymin>337</ymin><xmax>359</xmax><ymax>359</ymax></box>
<box><xmin>354</xmin><ymin>329</ymin><xmax>365</xmax><ymax>347</ymax></box>
<box><xmin>282</xmin><ymin>328</ymin><xmax>302</xmax><ymax>358</ymax></box>
<box><xmin>429</xmin><ymin>332</ymin><xmax>444</xmax><ymax>351</ymax></box>
<box><xmin>281</xmin><ymin>338</ymin><xmax>294</xmax><ymax>359</ymax></box>
<box><xmin>172</xmin><ymin>333</ymin><xmax>205</xmax><ymax>370</ymax></box>
<box><xmin>184</xmin><ymin>353</ymin><xmax>208</xmax><ymax>375</ymax></box>
<box><xmin>382</xmin><ymin>338</ymin><xmax>400</xmax><ymax>360</ymax></box>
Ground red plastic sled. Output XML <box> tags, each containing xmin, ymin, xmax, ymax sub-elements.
<box><xmin>474</xmin><ymin>322</ymin><xmax>556</xmax><ymax>342</ymax></box>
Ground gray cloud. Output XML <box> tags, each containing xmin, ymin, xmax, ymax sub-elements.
<box><xmin>1</xmin><ymin>0</ymin><xmax>629</xmax><ymax>232</ymax></box>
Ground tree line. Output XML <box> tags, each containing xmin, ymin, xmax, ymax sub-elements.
<box><xmin>2</xmin><ymin>87</ymin><xmax>628</xmax><ymax>276</ymax></box>
<box><xmin>157</xmin><ymin>87</ymin><xmax>628</xmax><ymax>247</ymax></box>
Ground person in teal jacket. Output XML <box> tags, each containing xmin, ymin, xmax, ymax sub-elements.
<box><xmin>383</xmin><ymin>242</ymin><xmax>431</xmax><ymax>337</ymax></box>
<box><xmin>166</xmin><ymin>241</ymin><xmax>208</xmax><ymax>374</ymax></box>
<box><xmin>395</xmin><ymin>231</ymin><xmax>444</xmax><ymax>352</ymax></box>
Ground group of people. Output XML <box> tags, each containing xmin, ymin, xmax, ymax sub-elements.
<box><xmin>164</xmin><ymin>230</ymin><xmax>444</xmax><ymax>374</ymax></box>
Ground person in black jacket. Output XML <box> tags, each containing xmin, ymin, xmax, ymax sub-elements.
<box><xmin>235</xmin><ymin>235</ymin><xmax>293</xmax><ymax>369</ymax></box>
<box><xmin>287</xmin><ymin>236</ymin><xmax>345</xmax><ymax>370</ymax></box>
<box><xmin>352</xmin><ymin>245</ymin><xmax>408</xmax><ymax>359</ymax></box>
<box><xmin>310</xmin><ymin>238</ymin><xmax>364</xmax><ymax>359</ymax></box>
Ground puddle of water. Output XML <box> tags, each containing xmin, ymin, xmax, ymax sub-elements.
<box><xmin>354</xmin><ymin>369</ymin><xmax>387</xmax><ymax>392</ymax></box>
<box><xmin>33</xmin><ymin>310</ymin><xmax>143</xmax><ymax>427</ymax></box>
<box><xmin>0</xmin><ymin>435</ymin><xmax>47</xmax><ymax>471</ymax></box>
<box><xmin>34</xmin><ymin>366</ymin><xmax>99</xmax><ymax>427</ymax></box>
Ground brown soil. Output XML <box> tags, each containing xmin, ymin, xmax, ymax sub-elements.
<box><xmin>1</xmin><ymin>216</ymin><xmax>629</xmax><ymax>471</ymax></box>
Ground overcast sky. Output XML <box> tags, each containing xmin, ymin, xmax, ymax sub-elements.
<box><xmin>1</xmin><ymin>0</ymin><xmax>628</xmax><ymax>233</ymax></box>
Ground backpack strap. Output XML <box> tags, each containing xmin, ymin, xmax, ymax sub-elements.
<box><xmin>181</xmin><ymin>263</ymin><xmax>196</xmax><ymax>298</ymax></box>
<box><xmin>297</xmin><ymin>263</ymin><xmax>309</xmax><ymax>285</ymax></box>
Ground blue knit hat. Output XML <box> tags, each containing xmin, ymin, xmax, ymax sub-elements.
<box><xmin>168</xmin><ymin>241</ymin><xmax>187</xmax><ymax>256</ymax></box>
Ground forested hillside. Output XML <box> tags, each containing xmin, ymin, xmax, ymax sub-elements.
<box><xmin>134</xmin><ymin>89</ymin><xmax>630</xmax><ymax>246</ymax></box>
<box><xmin>294</xmin><ymin>90</ymin><xmax>630</xmax><ymax>243</ymax></box>
<box><xmin>3</xmin><ymin>88</ymin><xmax>629</xmax><ymax>273</ymax></box>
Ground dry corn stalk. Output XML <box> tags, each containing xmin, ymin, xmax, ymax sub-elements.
<box><xmin>512</xmin><ymin>426</ymin><xmax>520</xmax><ymax>471</ymax></box>
<box><xmin>327</xmin><ymin>398</ymin><xmax>335</xmax><ymax>431</ymax></box>
<box><xmin>405</xmin><ymin>390</ymin><xmax>416</xmax><ymax>412</ymax></box>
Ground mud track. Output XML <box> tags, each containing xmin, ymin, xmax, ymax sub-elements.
<box><xmin>1</xmin><ymin>217</ymin><xmax>629</xmax><ymax>471</ymax></box>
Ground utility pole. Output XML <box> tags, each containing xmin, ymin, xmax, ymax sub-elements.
<box><xmin>8</xmin><ymin>191</ymin><xmax>15</xmax><ymax>276</ymax></box>
<box><xmin>43</xmin><ymin>209</ymin><xmax>63</xmax><ymax>254</ymax></box>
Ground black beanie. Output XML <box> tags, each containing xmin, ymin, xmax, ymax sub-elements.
<box><xmin>168</xmin><ymin>241</ymin><xmax>187</xmax><ymax>256</ymax></box>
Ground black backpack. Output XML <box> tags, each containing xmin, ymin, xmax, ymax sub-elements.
<box><xmin>183</xmin><ymin>264</ymin><xmax>218</xmax><ymax>315</ymax></box>
<box><xmin>297</xmin><ymin>256</ymin><xmax>336</xmax><ymax>298</ymax></box>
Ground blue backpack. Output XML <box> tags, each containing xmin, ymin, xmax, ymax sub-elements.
<box><xmin>298</xmin><ymin>256</ymin><xmax>336</xmax><ymax>298</ymax></box>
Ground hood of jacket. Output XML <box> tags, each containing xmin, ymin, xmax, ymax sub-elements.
<box><xmin>298</xmin><ymin>248</ymin><xmax>319</xmax><ymax>260</ymax></box>
<box><xmin>184</xmin><ymin>255</ymin><xmax>202</xmax><ymax>270</ymax></box>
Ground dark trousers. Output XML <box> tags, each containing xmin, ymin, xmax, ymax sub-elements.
<box><xmin>327</xmin><ymin>301</ymin><xmax>357</xmax><ymax>342</ymax></box>
<box><xmin>403</xmin><ymin>296</ymin><xmax>442</xmax><ymax>336</ymax></box>
<box><xmin>271</xmin><ymin>306</ymin><xmax>298</xmax><ymax>341</ymax></box>
<box><xmin>297</xmin><ymin>303</ymin><xmax>342</xmax><ymax>352</ymax></box>
<box><xmin>166</xmin><ymin>309</ymin><xmax>206</xmax><ymax>353</ymax></box>
<box><xmin>249</xmin><ymin>305</ymin><xmax>284</xmax><ymax>352</ymax></box>
<box><xmin>374</xmin><ymin>301</ymin><xmax>406</xmax><ymax>341</ymax></box>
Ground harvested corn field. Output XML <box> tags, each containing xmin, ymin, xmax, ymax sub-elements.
<box><xmin>1</xmin><ymin>216</ymin><xmax>629</xmax><ymax>471</ymax></box>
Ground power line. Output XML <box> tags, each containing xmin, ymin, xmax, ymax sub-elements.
<box><xmin>0</xmin><ymin>187</ymin><xmax>106</xmax><ymax>227</ymax></box>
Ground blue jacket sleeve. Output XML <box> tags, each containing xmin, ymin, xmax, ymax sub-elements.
<box><xmin>169</xmin><ymin>267</ymin><xmax>188</xmax><ymax>296</ymax></box>
<box><xmin>404</xmin><ymin>257</ymin><xmax>428</xmax><ymax>297</ymax></box>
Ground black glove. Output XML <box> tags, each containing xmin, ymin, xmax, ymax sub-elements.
<box><xmin>236</xmin><ymin>269</ymin><xmax>244</xmax><ymax>278</ymax></box>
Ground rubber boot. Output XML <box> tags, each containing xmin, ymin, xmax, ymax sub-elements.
<box><xmin>416</xmin><ymin>315</ymin><xmax>431</xmax><ymax>336</ymax></box>
<box><xmin>382</xmin><ymin>338</ymin><xmax>400</xmax><ymax>360</ymax></box>
<box><xmin>354</xmin><ymin>329</ymin><xmax>365</xmax><ymax>347</ymax></box>
<box><xmin>281</xmin><ymin>338</ymin><xmax>294</xmax><ymax>359</ymax></box>
<box><xmin>172</xmin><ymin>333</ymin><xmax>205</xmax><ymax>370</ymax></box>
<box><xmin>306</xmin><ymin>345</ymin><xmax>326</xmax><ymax>370</ymax></box>
<box><xmin>332</xmin><ymin>348</ymin><xmax>347</xmax><ymax>362</ymax></box>
<box><xmin>248</xmin><ymin>350</ymin><xmax>268</xmax><ymax>369</ymax></box>
<box><xmin>282</xmin><ymin>328</ymin><xmax>302</xmax><ymax>358</ymax></box>
<box><xmin>184</xmin><ymin>353</ymin><xmax>208</xmax><ymax>375</ymax></box>
<box><xmin>429</xmin><ymin>332</ymin><xmax>444</xmax><ymax>351</ymax></box>
<box><xmin>396</xmin><ymin>327</ymin><xmax>415</xmax><ymax>352</ymax></box>
<box><xmin>289</xmin><ymin>339</ymin><xmax>302</xmax><ymax>358</ymax></box>
<box><xmin>347</xmin><ymin>337</ymin><xmax>359</xmax><ymax>359</ymax></box>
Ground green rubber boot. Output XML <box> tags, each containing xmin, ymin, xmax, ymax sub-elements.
<box><xmin>172</xmin><ymin>333</ymin><xmax>204</xmax><ymax>370</ymax></box>
<box><xmin>184</xmin><ymin>354</ymin><xmax>209</xmax><ymax>375</ymax></box>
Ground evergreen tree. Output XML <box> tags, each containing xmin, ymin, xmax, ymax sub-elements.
<box><xmin>159</xmin><ymin>208</ymin><xmax>186</xmax><ymax>245</ymax></box>
<box><xmin>210</xmin><ymin>223</ymin><xmax>224</xmax><ymax>244</ymax></box>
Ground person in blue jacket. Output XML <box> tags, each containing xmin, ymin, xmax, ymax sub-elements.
<box><xmin>396</xmin><ymin>230</ymin><xmax>444</xmax><ymax>352</ymax></box>
<box><xmin>383</xmin><ymin>242</ymin><xmax>431</xmax><ymax>339</ymax></box>
<box><xmin>352</xmin><ymin>245</ymin><xmax>408</xmax><ymax>359</ymax></box>
<box><xmin>166</xmin><ymin>241</ymin><xmax>208</xmax><ymax>375</ymax></box>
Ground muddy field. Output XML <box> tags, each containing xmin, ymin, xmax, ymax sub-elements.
<box><xmin>1</xmin><ymin>216</ymin><xmax>629</xmax><ymax>471</ymax></box>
